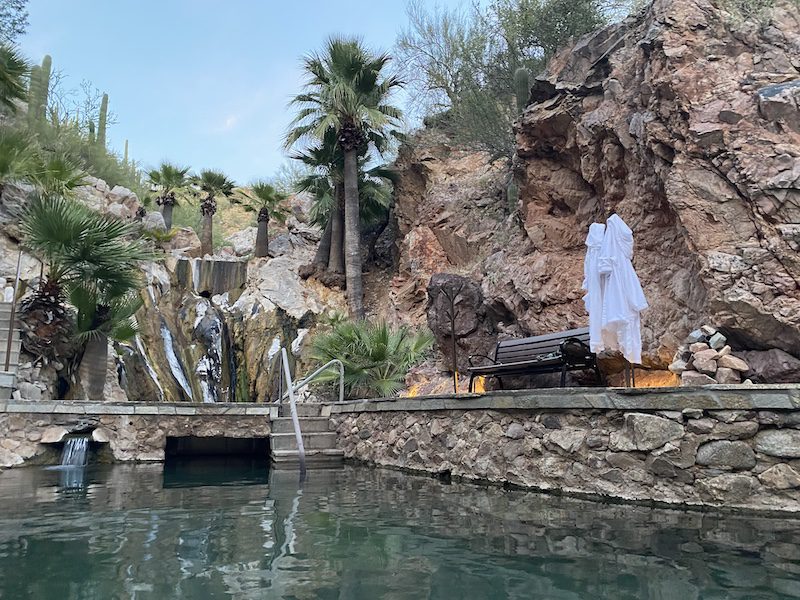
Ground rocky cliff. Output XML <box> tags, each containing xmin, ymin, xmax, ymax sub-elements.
<box><xmin>388</xmin><ymin>0</ymin><xmax>800</xmax><ymax>376</ymax></box>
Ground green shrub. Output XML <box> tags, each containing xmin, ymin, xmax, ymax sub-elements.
<box><xmin>310</xmin><ymin>320</ymin><xmax>435</xmax><ymax>399</ymax></box>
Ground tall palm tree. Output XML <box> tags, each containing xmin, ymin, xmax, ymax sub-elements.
<box><xmin>21</xmin><ymin>195</ymin><xmax>151</xmax><ymax>398</ymax></box>
<box><xmin>286</xmin><ymin>36</ymin><xmax>403</xmax><ymax>319</ymax></box>
<box><xmin>0</xmin><ymin>44</ymin><xmax>29</xmax><ymax>112</ymax></box>
<box><xmin>234</xmin><ymin>181</ymin><xmax>289</xmax><ymax>258</ymax></box>
<box><xmin>293</xmin><ymin>130</ymin><xmax>344</xmax><ymax>273</ymax></box>
<box><xmin>194</xmin><ymin>169</ymin><xmax>235</xmax><ymax>256</ymax></box>
<box><xmin>147</xmin><ymin>162</ymin><xmax>191</xmax><ymax>229</ymax></box>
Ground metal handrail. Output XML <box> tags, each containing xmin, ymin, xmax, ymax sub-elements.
<box><xmin>280</xmin><ymin>347</ymin><xmax>306</xmax><ymax>473</ymax></box>
<box><xmin>280</xmin><ymin>359</ymin><xmax>345</xmax><ymax>404</ymax></box>
<box><xmin>3</xmin><ymin>251</ymin><xmax>22</xmax><ymax>372</ymax></box>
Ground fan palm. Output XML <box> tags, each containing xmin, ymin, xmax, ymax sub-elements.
<box><xmin>21</xmin><ymin>195</ymin><xmax>152</xmax><ymax>398</ymax></box>
<box><xmin>0</xmin><ymin>126</ymin><xmax>37</xmax><ymax>195</ymax></box>
<box><xmin>286</xmin><ymin>36</ymin><xmax>403</xmax><ymax>319</ymax></box>
<box><xmin>0</xmin><ymin>44</ymin><xmax>29</xmax><ymax>112</ymax></box>
<box><xmin>233</xmin><ymin>181</ymin><xmax>289</xmax><ymax>257</ymax></box>
<box><xmin>33</xmin><ymin>152</ymin><xmax>86</xmax><ymax>197</ymax></box>
<box><xmin>194</xmin><ymin>169</ymin><xmax>235</xmax><ymax>256</ymax></box>
<box><xmin>311</xmin><ymin>319</ymin><xmax>434</xmax><ymax>398</ymax></box>
<box><xmin>147</xmin><ymin>162</ymin><xmax>191</xmax><ymax>229</ymax></box>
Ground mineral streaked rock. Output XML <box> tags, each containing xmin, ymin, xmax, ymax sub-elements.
<box><xmin>758</xmin><ymin>464</ymin><xmax>800</xmax><ymax>489</ymax></box>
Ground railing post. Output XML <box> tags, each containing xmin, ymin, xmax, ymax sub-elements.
<box><xmin>4</xmin><ymin>251</ymin><xmax>22</xmax><ymax>372</ymax></box>
<box><xmin>281</xmin><ymin>347</ymin><xmax>305</xmax><ymax>473</ymax></box>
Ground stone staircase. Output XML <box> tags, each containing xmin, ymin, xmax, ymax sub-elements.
<box><xmin>270</xmin><ymin>403</ymin><xmax>344</xmax><ymax>468</ymax></box>
<box><xmin>0</xmin><ymin>302</ymin><xmax>21</xmax><ymax>400</ymax></box>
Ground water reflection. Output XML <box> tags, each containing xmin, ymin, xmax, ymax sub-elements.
<box><xmin>0</xmin><ymin>464</ymin><xmax>796</xmax><ymax>599</ymax></box>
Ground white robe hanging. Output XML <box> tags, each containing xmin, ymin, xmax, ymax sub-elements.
<box><xmin>582</xmin><ymin>223</ymin><xmax>606</xmax><ymax>354</ymax></box>
<box><xmin>583</xmin><ymin>214</ymin><xmax>648</xmax><ymax>364</ymax></box>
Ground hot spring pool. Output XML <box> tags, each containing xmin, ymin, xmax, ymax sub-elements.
<box><xmin>0</xmin><ymin>460</ymin><xmax>797</xmax><ymax>599</ymax></box>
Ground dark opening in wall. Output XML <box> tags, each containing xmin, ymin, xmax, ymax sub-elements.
<box><xmin>165</xmin><ymin>436</ymin><xmax>269</xmax><ymax>457</ymax></box>
<box><xmin>163</xmin><ymin>436</ymin><xmax>269</xmax><ymax>488</ymax></box>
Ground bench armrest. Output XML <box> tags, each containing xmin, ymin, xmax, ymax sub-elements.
<box><xmin>468</xmin><ymin>354</ymin><xmax>497</xmax><ymax>367</ymax></box>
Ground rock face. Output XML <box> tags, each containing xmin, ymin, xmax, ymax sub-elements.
<box><xmin>389</xmin><ymin>0</ymin><xmax>800</xmax><ymax>374</ymax></box>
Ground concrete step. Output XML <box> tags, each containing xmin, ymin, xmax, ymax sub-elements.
<box><xmin>270</xmin><ymin>431</ymin><xmax>337</xmax><ymax>451</ymax></box>
<box><xmin>0</xmin><ymin>371</ymin><xmax>15</xmax><ymax>400</ymax></box>
<box><xmin>271</xmin><ymin>417</ymin><xmax>331</xmax><ymax>434</ymax></box>
<box><xmin>270</xmin><ymin>448</ymin><xmax>344</xmax><ymax>468</ymax></box>
<box><xmin>278</xmin><ymin>403</ymin><xmax>324</xmax><ymax>418</ymax></box>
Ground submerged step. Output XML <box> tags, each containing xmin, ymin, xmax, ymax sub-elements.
<box><xmin>270</xmin><ymin>448</ymin><xmax>344</xmax><ymax>468</ymax></box>
<box><xmin>271</xmin><ymin>417</ymin><xmax>331</xmax><ymax>434</ymax></box>
<box><xmin>270</xmin><ymin>431</ymin><xmax>337</xmax><ymax>451</ymax></box>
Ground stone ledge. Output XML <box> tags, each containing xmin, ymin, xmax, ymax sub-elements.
<box><xmin>0</xmin><ymin>401</ymin><xmax>274</xmax><ymax>418</ymax></box>
<box><xmin>328</xmin><ymin>385</ymin><xmax>800</xmax><ymax>414</ymax></box>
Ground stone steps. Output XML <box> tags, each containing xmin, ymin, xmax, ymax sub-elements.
<box><xmin>271</xmin><ymin>417</ymin><xmax>331</xmax><ymax>434</ymax></box>
<box><xmin>270</xmin><ymin>403</ymin><xmax>342</xmax><ymax>467</ymax></box>
<box><xmin>0</xmin><ymin>370</ymin><xmax>14</xmax><ymax>400</ymax></box>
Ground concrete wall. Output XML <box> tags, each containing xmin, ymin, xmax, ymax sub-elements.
<box><xmin>330</xmin><ymin>386</ymin><xmax>800</xmax><ymax>513</ymax></box>
<box><xmin>0</xmin><ymin>402</ymin><xmax>272</xmax><ymax>466</ymax></box>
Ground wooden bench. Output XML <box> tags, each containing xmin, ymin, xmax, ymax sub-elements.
<box><xmin>467</xmin><ymin>327</ymin><xmax>601</xmax><ymax>392</ymax></box>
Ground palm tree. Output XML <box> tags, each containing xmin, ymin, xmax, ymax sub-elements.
<box><xmin>33</xmin><ymin>152</ymin><xmax>86</xmax><ymax>197</ymax></box>
<box><xmin>147</xmin><ymin>162</ymin><xmax>191</xmax><ymax>229</ymax></box>
<box><xmin>0</xmin><ymin>44</ymin><xmax>29</xmax><ymax>112</ymax></box>
<box><xmin>21</xmin><ymin>195</ymin><xmax>152</xmax><ymax>399</ymax></box>
<box><xmin>0</xmin><ymin>127</ymin><xmax>37</xmax><ymax>195</ymax></box>
<box><xmin>234</xmin><ymin>181</ymin><xmax>289</xmax><ymax>257</ymax></box>
<box><xmin>286</xmin><ymin>36</ymin><xmax>403</xmax><ymax>319</ymax></box>
<box><xmin>194</xmin><ymin>169</ymin><xmax>235</xmax><ymax>256</ymax></box>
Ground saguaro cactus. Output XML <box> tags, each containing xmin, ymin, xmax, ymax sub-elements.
<box><xmin>123</xmin><ymin>139</ymin><xmax>129</xmax><ymax>164</ymax></box>
<box><xmin>97</xmin><ymin>93</ymin><xmax>108</xmax><ymax>148</ymax></box>
<box><xmin>26</xmin><ymin>55</ymin><xmax>52</xmax><ymax>127</ymax></box>
<box><xmin>514</xmin><ymin>67</ymin><xmax>530</xmax><ymax>114</ymax></box>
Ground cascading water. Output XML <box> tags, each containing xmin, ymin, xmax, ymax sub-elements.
<box><xmin>60</xmin><ymin>435</ymin><xmax>90</xmax><ymax>467</ymax></box>
<box><xmin>161</xmin><ymin>322</ymin><xmax>194</xmax><ymax>400</ymax></box>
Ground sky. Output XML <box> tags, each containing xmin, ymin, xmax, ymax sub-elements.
<box><xmin>20</xmin><ymin>0</ymin><xmax>465</xmax><ymax>184</ymax></box>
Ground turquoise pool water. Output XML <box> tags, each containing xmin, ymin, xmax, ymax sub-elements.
<box><xmin>0</xmin><ymin>460</ymin><xmax>797</xmax><ymax>599</ymax></box>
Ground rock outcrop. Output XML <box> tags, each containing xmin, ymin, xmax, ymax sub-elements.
<box><xmin>389</xmin><ymin>0</ymin><xmax>800</xmax><ymax>375</ymax></box>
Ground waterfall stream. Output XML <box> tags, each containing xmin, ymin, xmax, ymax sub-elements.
<box><xmin>161</xmin><ymin>323</ymin><xmax>194</xmax><ymax>400</ymax></box>
<box><xmin>60</xmin><ymin>436</ymin><xmax>90</xmax><ymax>467</ymax></box>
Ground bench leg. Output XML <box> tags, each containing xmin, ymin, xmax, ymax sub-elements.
<box><xmin>593</xmin><ymin>364</ymin><xmax>603</xmax><ymax>386</ymax></box>
<box><xmin>560</xmin><ymin>365</ymin><xmax>567</xmax><ymax>387</ymax></box>
<box><xmin>496</xmin><ymin>376</ymin><xmax>504</xmax><ymax>390</ymax></box>
<box><xmin>468</xmin><ymin>374</ymin><xmax>474</xmax><ymax>393</ymax></box>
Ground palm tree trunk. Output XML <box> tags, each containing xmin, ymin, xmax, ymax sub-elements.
<box><xmin>80</xmin><ymin>334</ymin><xmax>108</xmax><ymax>401</ymax></box>
<box><xmin>328</xmin><ymin>186</ymin><xmax>345</xmax><ymax>274</ymax></box>
<box><xmin>343</xmin><ymin>148</ymin><xmax>364</xmax><ymax>319</ymax></box>
<box><xmin>255</xmin><ymin>209</ymin><xmax>269</xmax><ymax>258</ymax></box>
<box><xmin>313</xmin><ymin>217</ymin><xmax>333</xmax><ymax>267</ymax></box>
<box><xmin>200</xmin><ymin>213</ymin><xmax>213</xmax><ymax>256</ymax></box>
<box><xmin>162</xmin><ymin>203</ymin><xmax>174</xmax><ymax>230</ymax></box>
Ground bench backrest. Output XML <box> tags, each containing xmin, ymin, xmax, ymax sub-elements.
<box><xmin>494</xmin><ymin>327</ymin><xmax>591</xmax><ymax>364</ymax></box>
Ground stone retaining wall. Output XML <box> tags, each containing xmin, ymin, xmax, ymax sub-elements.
<box><xmin>330</xmin><ymin>387</ymin><xmax>800</xmax><ymax>513</ymax></box>
<box><xmin>0</xmin><ymin>402</ymin><xmax>272</xmax><ymax>466</ymax></box>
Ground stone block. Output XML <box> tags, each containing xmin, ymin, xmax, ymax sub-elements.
<box><xmin>681</xmin><ymin>371</ymin><xmax>717</xmax><ymax>386</ymax></box>
<box><xmin>698</xmin><ymin>473</ymin><xmax>759</xmax><ymax>503</ymax></box>
<box><xmin>715</xmin><ymin>367</ymin><xmax>741</xmax><ymax>384</ymax></box>
<box><xmin>755</xmin><ymin>429</ymin><xmax>800</xmax><ymax>458</ymax></box>
<box><xmin>757</xmin><ymin>464</ymin><xmax>800</xmax><ymax>489</ymax></box>
<box><xmin>624</xmin><ymin>413</ymin><xmax>684</xmax><ymax>451</ymax></box>
<box><xmin>696</xmin><ymin>440</ymin><xmax>756</xmax><ymax>470</ymax></box>
<box><xmin>708</xmin><ymin>332</ymin><xmax>727</xmax><ymax>350</ymax></box>
<box><xmin>718</xmin><ymin>355</ymin><xmax>749</xmax><ymax>372</ymax></box>
<box><xmin>700</xmin><ymin>325</ymin><xmax>717</xmax><ymax>336</ymax></box>
<box><xmin>689</xmin><ymin>342</ymin><xmax>710</xmax><ymax>353</ymax></box>
<box><xmin>40</xmin><ymin>426</ymin><xmax>69</xmax><ymax>443</ymax></box>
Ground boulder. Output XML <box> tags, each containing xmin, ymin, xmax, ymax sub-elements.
<box><xmin>755</xmin><ymin>429</ymin><xmax>800</xmax><ymax>458</ymax></box>
<box><xmin>695</xmin><ymin>441</ymin><xmax>756</xmax><ymax>470</ymax></box>
<box><xmin>226</xmin><ymin>227</ymin><xmax>257</xmax><ymax>257</ymax></box>
<box><xmin>142</xmin><ymin>211</ymin><xmax>166</xmax><ymax>231</ymax></box>
<box><xmin>162</xmin><ymin>227</ymin><xmax>202</xmax><ymax>257</ymax></box>
<box><xmin>698</xmin><ymin>474</ymin><xmax>759</xmax><ymax>503</ymax></box>
<box><xmin>739</xmin><ymin>349</ymin><xmax>800</xmax><ymax>383</ymax></box>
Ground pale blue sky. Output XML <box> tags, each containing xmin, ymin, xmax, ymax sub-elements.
<box><xmin>20</xmin><ymin>0</ymin><xmax>465</xmax><ymax>184</ymax></box>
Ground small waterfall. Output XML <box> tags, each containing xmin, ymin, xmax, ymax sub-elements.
<box><xmin>135</xmin><ymin>335</ymin><xmax>165</xmax><ymax>401</ymax></box>
<box><xmin>161</xmin><ymin>322</ymin><xmax>194</xmax><ymax>400</ymax></box>
<box><xmin>60</xmin><ymin>436</ymin><xmax>90</xmax><ymax>467</ymax></box>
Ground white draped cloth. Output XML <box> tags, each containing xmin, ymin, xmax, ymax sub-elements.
<box><xmin>582</xmin><ymin>214</ymin><xmax>648</xmax><ymax>364</ymax></box>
